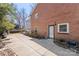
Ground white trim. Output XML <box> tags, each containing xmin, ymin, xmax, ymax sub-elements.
<box><xmin>58</xmin><ymin>23</ymin><xmax>69</xmax><ymax>33</ymax></box>
<box><xmin>35</xmin><ymin>13</ymin><xmax>39</xmax><ymax>19</ymax></box>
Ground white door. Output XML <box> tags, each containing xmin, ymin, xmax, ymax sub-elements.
<box><xmin>49</xmin><ymin>26</ymin><xmax>54</xmax><ymax>38</ymax></box>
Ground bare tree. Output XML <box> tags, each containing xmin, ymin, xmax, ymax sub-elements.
<box><xmin>14</xmin><ymin>4</ymin><xmax>37</xmax><ymax>30</ymax></box>
<box><xmin>14</xmin><ymin>7</ymin><xmax>27</xmax><ymax>29</ymax></box>
<box><xmin>29</xmin><ymin>3</ymin><xmax>37</xmax><ymax>16</ymax></box>
<box><xmin>20</xmin><ymin>8</ymin><xmax>27</xmax><ymax>29</ymax></box>
<box><xmin>16</xmin><ymin>10</ymin><xmax>22</xmax><ymax>28</ymax></box>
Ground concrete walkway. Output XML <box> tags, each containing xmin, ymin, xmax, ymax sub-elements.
<box><xmin>5</xmin><ymin>33</ymin><xmax>56</xmax><ymax>56</ymax></box>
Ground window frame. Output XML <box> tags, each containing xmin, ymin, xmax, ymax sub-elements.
<box><xmin>35</xmin><ymin>13</ymin><xmax>39</xmax><ymax>19</ymax></box>
<box><xmin>58</xmin><ymin>23</ymin><xmax>69</xmax><ymax>33</ymax></box>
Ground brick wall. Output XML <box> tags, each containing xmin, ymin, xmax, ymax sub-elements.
<box><xmin>31</xmin><ymin>3</ymin><xmax>79</xmax><ymax>41</ymax></box>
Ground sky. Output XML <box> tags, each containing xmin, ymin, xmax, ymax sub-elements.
<box><xmin>13</xmin><ymin>3</ymin><xmax>37</xmax><ymax>26</ymax></box>
<box><xmin>15</xmin><ymin>3</ymin><xmax>36</xmax><ymax>16</ymax></box>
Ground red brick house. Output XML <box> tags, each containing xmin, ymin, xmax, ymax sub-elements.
<box><xmin>31</xmin><ymin>3</ymin><xmax>79</xmax><ymax>42</ymax></box>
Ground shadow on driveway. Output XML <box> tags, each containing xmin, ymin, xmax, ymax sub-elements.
<box><xmin>30</xmin><ymin>38</ymin><xmax>79</xmax><ymax>56</ymax></box>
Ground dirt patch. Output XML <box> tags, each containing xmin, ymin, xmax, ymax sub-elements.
<box><xmin>0</xmin><ymin>48</ymin><xmax>17</xmax><ymax>56</ymax></box>
<box><xmin>0</xmin><ymin>38</ymin><xmax>17</xmax><ymax>56</ymax></box>
<box><xmin>0</xmin><ymin>41</ymin><xmax>5</xmax><ymax>49</ymax></box>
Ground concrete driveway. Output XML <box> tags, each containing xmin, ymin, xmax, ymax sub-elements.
<box><xmin>6</xmin><ymin>33</ymin><xmax>79</xmax><ymax>56</ymax></box>
<box><xmin>5</xmin><ymin>33</ymin><xmax>56</xmax><ymax>56</ymax></box>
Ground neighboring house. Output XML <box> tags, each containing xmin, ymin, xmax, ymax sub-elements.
<box><xmin>24</xmin><ymin>16</ymin><xmax>31</xmax><ymax>31</ymax></box>
<box><xmin>31</xmin><ymin>3</ymin><xmax>79</xmax><ymax>41</ymax></box>
<box><xmin>24</xmin><ymin>4</ymin><xmax>37</xmax><ymax>31</ymax></box>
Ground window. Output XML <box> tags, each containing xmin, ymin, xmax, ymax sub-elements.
<box><xmin>58</xmin><ymin>23</ymin><xmax>69</xmax><ymax>33</ymax></box>
<box><xmin>35</xmin><ymin>13</ymin><xmax>39</xmax><ymax>19</ymax></box>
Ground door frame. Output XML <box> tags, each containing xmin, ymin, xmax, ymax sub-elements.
<box><xmin>48</xmin><ymin>25</ymin><xmax>55</xmax><ymax>39</ymax></box>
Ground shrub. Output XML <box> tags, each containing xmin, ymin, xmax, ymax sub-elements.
<box><xmin>25</xmin><ymin>30</ymin><xmax>45</xmax><ymax>39</ymax></box>
<box><xmin>54</xmin><ymin>38</ymin><xmax>68</xmax><ymax>48</ymax></box>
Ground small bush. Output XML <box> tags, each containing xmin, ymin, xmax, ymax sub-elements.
<box><xmin>24</xmin><ymin>30</ymin><xmax>45</xmax><ymax>39</ymax></box>
<box><xmin>54</xmin><ymin>38</ymin><xmax>68</xmax><ymax>48</ymax></box>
